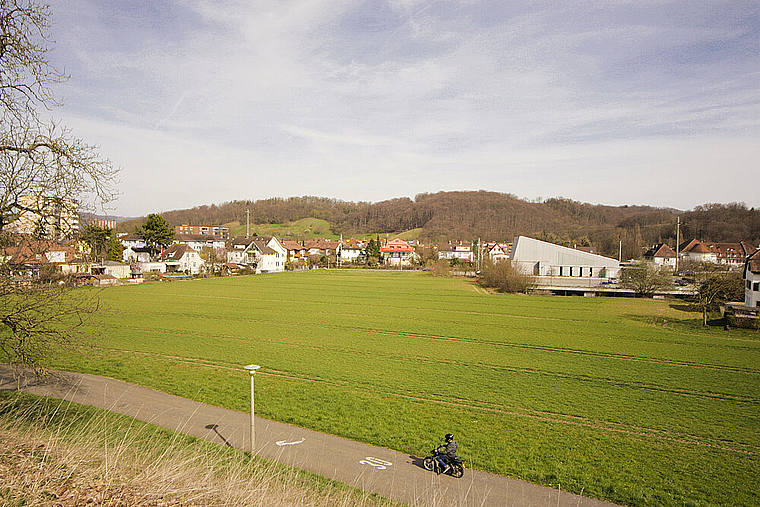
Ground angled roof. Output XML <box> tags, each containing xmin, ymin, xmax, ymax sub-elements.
<box><xmin>341</xmin><ymin>238</ymin><xmax>365</xmax><ymax>249</ymax></box>
<box><xmin>678</xmin><ymin>239</ymin><xmax>702</xmax><ymax>253</ymax></box>
<box><xmin>3</xmin><ymin>240</ymin><xmax>75</xmax><ymax>265</ymax></box>
<box><xmin>304</xmin><ymin>238</ymin><xmax>340</xmax><ymax>250</ymax></box>
<box><xmin>746</xmin><ymin>250</ymin><xmax>760</xmax><ymax>274</ymax></box>
<box><xmin>162</xmin><ymin>243</ymin><xmax>196</xmax><ymax>260</ymax></box>
<box><xmin>280</xmin><ymin>240</ymin><xmax>307</xmax><ymax>251</ymax></box>
<box><xmin>644</xmin><ymin>243</ymin><xmax>676</xmax><ymax>258</ymax></box>
<box><xmin>380</xmin><ymin>238</ymin><xmax>414</xmax><ymax>253</ymax></box>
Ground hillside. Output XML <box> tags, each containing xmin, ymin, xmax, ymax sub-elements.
<box><xmin>116</xmin><ymin>192</ymin><xmax>760</xmax><ymax>259</ymax></box>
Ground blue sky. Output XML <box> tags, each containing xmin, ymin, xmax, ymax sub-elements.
<box><xmin>46</xmin><ymin>0</ymin><xmax>760</xmax><ymax>216</ymax></box>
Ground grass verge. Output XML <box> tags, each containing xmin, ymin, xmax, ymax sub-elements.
<box><xmin>0</xmin><ymin>390</ymin><xmax>403</xmax><ymax>507</ymax></box>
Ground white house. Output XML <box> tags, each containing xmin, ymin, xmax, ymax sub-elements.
<box><xmin>162</xmin><ymin>244</ymin><xmax>205</xmax><ymax>274</ymax></box>
<box><xmin>487</xmin><ymin>243</ymin><xmax>511</xmax><ymax>263</ymax></box>
<box><xmin>119</xmin><ymin>233</ymin><xmax>146</xmax><ymax>250</ymax></box>
<box><xmin>679</xmin><ymin>239</ymin><xmax>718</xmax><ymax>264</ymax></box>
<box><xmin>438</xmin><ymin>242</ymin><xmax>474</xmax><ymax>263</ymax></box>
<box><xmin>745</xmin><ymin>250</ymin><xmax>760</xmax><ymax>308</ymax></box>
<box><xmin>227</xmin><ymin>236</ymin><xmax>286</xmax><ymax>273</ymax></box>
<box><xmin>92</xmin><ymin>260</ymin><xmax>131</xmax><ymax>279</ymax></box>
<box><xmin>380</xmin><ymin>238</ymin><xmax>418</xmax><ymax>267</ymax></box>
<box><xmin>122</xmin><ymin>246</ymin><xmax>152</xmax><ymax>263</ymax></box>
<box><xmin>511</xmin><ymin>236</ymin><xmax>621</xmax><ymax>279</ymax></box>
<box><xmin>339</xmin><ymin>238</ymin><xmax>366</xmax><ymax>264</ymax></box>
<box><xmin>643</xmin><ymin>244</ymin><xmax>677</xmax><ymax>268</ymax></box>
<box><xmin>173</xmin><ymin>233</ymin><xmax>227</xmax><ymax>252</ymax></box>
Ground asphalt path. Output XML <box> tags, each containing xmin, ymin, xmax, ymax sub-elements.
<box><xmin>0</xmin><ymin>365</ymin><xmax>621</xmax><ymax>507</ymax></box>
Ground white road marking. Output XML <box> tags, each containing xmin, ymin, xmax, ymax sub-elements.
<box><xmin>276</xmin><ymin>439</ymin><xmax>305</xmax><ymax>446</ymax></box>
<box><xmin>359</xmin><ymin>456</ymin><xmax>393</xmax><ymax>470</ymax></box>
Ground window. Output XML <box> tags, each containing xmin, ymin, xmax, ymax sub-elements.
<box><xmin>754</xmin><ymin>282</ymin><xmax>760</xmax><ymax>292</ymax></box>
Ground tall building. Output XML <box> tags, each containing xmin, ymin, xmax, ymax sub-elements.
<box><xmin>7</xmin><ymin>196</ymin><xmax>79</xmax><ymax>240</ymax></box>
<box><xmin>174</xmin><ymin>224</ymin><xmax>229</xmax><ymax>239</ymax></box>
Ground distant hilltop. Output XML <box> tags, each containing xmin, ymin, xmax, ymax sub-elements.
<box><xmin>115</xmin><ymin>191</ymin><xmax>759</xmax><ymax>260</ymax></box>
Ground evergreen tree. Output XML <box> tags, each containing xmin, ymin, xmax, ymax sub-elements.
<box><xmin>135</xmin><ymin>214</ymin><xmax>174</xmax><ymax>257</ymax></box>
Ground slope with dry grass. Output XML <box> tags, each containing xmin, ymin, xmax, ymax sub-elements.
<box><xmin>0</xmin><ymin>391</ymin><xmax>401</xmax><ymax>507</ymax></box>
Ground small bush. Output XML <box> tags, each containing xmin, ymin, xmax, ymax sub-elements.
<box><xmin>479</xmin><ymin>260</ymin><xmax>535</xmax><ymax>293</ymax></box>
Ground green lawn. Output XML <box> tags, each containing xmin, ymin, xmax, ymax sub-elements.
<box><xmin>49</xmin><ymin>270</ymin><xmax>759</xmax><ymax>507</ymax></box>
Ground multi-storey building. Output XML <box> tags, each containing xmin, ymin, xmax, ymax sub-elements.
<box><xmin>175</xmin><ymin>224</ymin><xmax>229</xmax><ymax>239</ymax></box>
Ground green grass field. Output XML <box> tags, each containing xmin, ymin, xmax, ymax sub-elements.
<box><xmin>48</xmin><ymin>270</ymin><xmax>759</xmax><ymax>507</ymax></box>
<box><xmin>224</xmin><ymin>218</ymin><xmax>338</xmax><ymax>239</ymax></box>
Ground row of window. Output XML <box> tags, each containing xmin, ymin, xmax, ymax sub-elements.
<box><xmin>746</xmin><ymin>280</ymin><xmax>760</xmax><ymax>292</ymax></box>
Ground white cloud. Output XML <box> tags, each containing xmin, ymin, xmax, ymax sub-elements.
<box><xmin>46</xmin><ymin>0</ymin><xmax>760</xmax><ymax>215</ymax></box>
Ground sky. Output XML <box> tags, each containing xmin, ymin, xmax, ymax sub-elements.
<box><xmin>45</xmin><ymin>0</ymin><xmax>760</xmax><ymax>217</ymax></box>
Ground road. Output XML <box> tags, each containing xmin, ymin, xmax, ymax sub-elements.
<box><xmin>0</xmin><ymin>365</ymin><xmax>622</xmax><ymax>507</ymax></box>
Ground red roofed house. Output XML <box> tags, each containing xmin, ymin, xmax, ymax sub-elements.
<box><xmin>679</xmin><ymin>240</ymin><xmax>757</xmax><ymax>268</ymax></box>
<box><xmin>643</xmin><ymin>243</ymin><xmax>677</xmax><ymax>269</ymax></box>
<box><xmin>281</xmin><ymin>240</ymin><xmax>309</xmax><ymax>267</ymax></box>
<box><xmin>380</xmin><ymin>238</ymin><xmax>418</xmax><ymax>267</ymax></box>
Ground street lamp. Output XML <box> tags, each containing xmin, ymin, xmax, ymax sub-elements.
<box><xmin>244</xmin><ymin>364</ymin><xmax>261</xmax><ymax>453</ymax></box>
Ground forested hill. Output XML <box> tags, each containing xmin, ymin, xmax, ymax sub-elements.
<box><xmin>118</xmin><ymin>192</ymin><xmax>759</xmax><ymax>259</ymax></box>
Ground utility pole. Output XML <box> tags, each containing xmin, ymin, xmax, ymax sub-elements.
<box><xmin>675</xmin><ymin>216</ymin><xmax>681</xmax><ymax>272</ymax></box>
<box><xmin>246</xmin><ymin>210</ymin><xmax>250</xmax><ymax>238</ymax></box>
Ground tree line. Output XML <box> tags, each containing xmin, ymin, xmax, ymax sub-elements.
<box><xmin>118</xmin><ymin>192</ymin><xmax>760</xmax><ymax>260</ymax></box>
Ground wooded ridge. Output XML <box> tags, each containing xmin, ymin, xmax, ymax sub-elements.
<box><xmin>116</xmin><ymin>191</ymin><xmax>759</xmax><ymax>259</ymax></box>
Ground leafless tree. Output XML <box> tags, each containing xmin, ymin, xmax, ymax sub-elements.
<box><xmin>0</xmin><ymin>0</ymin><xmax>117</xmax><ymax>232</ymax></box>
<box><xmin>0</xmin><ymin>0</ymin><xmax>116</xmax><ymax>377</ymax></box>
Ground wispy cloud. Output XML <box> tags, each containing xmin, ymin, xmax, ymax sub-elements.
<box><xmin>48</xmin><ymin>0</ymin><xmax>760</xmax><ymax>215</ymax></box>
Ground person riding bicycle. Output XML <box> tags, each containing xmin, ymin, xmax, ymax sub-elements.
<box><xmin>434</xmin><ymin>433</ymin><xmax>458</xmax><ymax>474</ymax></box>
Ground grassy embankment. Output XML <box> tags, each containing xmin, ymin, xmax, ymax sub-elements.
<box><xmin>0</xmin><ymin>390</ymin><xmax>401</xmax><ymax>506</ymax></box>
<box><xmin>223</xmin><ymin>218</ymin><xmax>422</xmax><ymax>242</ymax></box>
<box><xmin>42</xmin><ymin>270</ymin><xmax>760</xmax><ymax>507</ymax></box>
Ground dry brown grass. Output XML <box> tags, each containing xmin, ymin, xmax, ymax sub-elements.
<box><xmin>0</xmin><ymin>393</ymin><xmax>401</xmax><ymax>507</ymax></box>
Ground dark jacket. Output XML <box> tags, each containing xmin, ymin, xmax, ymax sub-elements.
<box><xmin>441</xmin><ymin>439</ymin><xmax>458</xmax><ymax>458</ymax></box>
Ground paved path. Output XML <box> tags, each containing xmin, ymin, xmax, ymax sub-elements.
<box><xmin>0</xmin><ymin>366</ymin><xmax>621</xmax><ymax>507</ymax></box>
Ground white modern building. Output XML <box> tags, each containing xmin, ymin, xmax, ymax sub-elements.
<box><xmin>511</xmin><ymin>236</ymin><xmax>621</xmax><ymax>280</ymax></box>
<box><xmin>745</xmin><ymin>251</ymin><xmax>760</xmax><ymax>308</ymax></box>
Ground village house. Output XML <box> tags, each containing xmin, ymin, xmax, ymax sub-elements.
<box><xmin>437</xmin><ymin>241</ymin><xmax>474</xmax><ymax>263</ymax></box>
<box><xmin>643</xmin><ymin>243</ymin><xmax>677</xmax><ymax>268</ymax></box>
<box><xmin>119</xmin><ymin>233</ymin><xmax>146</xmax><ymax>250</ymax></box>
<box><xmin>162</xmin><ymin>243</ymin><xmax>205</xmax><ymax>275</ymax></box>
<box><xmin>380</xmin><ymin>238</ymin><xmax>418</xmax><ymax>267</ymax></box>
<box><xmin>304</xmin><ymin>238</ymin><xmax>340</xmax><ymax>257</ymax></box>
<box><xmin>679</xmin><ymin>240</ymin><xmax>757</xmax><ymax>268</ymax></box>
<box><xmin>173</xmin><ymin>233</ymin><xmax>227</xmax><ymax>253</ymax></box>
<box><xmin>338</xmin><ymin>238</ymin><xmax>366</xmax><ymax>264</ymax></box>
<box><xmin>486</xmin><ymin>243</ymin><xmax>511</xmax><ymax>263</ymax></box>
<box><xmin>1</xmin><ymin>240</ymin><xmax>76</xmax><ymax>276</ymax></box>
<box><xmin>227</xmin><ymin>236</ymin><xmax>286</xmax><ymax>273</ymax></box>
<box><xmin>281</xmin><ymin>240</ymin><xmax>310</xmax><ymax>267</ymax></box>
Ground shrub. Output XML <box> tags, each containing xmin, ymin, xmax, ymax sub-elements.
<box><xmin>479</xmin><ymin>260</ymin><xmax>535</xmax><ymax>293</ymax></box>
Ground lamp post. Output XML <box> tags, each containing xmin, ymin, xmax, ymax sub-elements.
<box><xmin>244</xmin><ymin>364</ymin><xmax>261</xmax><ymax>453</ymax></box>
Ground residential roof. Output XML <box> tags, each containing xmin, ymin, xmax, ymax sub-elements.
<box><xmin>380</xmin><ymin>238</ymin><xmax>414</xmax><ymax>253</ymax></box>
<box><xmin>341</xmin><ymin>239</ymin><xmax>365</xmax><ymax>250</ymax></box>
<box><xmin>304</xmin><ymin>239</ymin><xmax>340</xmax><ymax>250</ymax></box>
<box><xmin>644</xmin><ymin>243</ymin><xmax>676</xmax><ymax>258</ymax></box>
<box><xmin>3</xmin><ymin>240</ymin><xmax>75</xmax><ymax>265</ymax></box>
<box><xmin>162</xmin><ymin>243</ymin><xmax>195</xmax><ymax>260</ymax></box>
<box><xmin>747</xmin><ymin>250</ymin><xmax>760</xmax><ymax>274</ymax></box>
<box><xmin>280</xmin><ymin>240</ymin><xmax>307</xmax><ymax>251</ymax></box>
